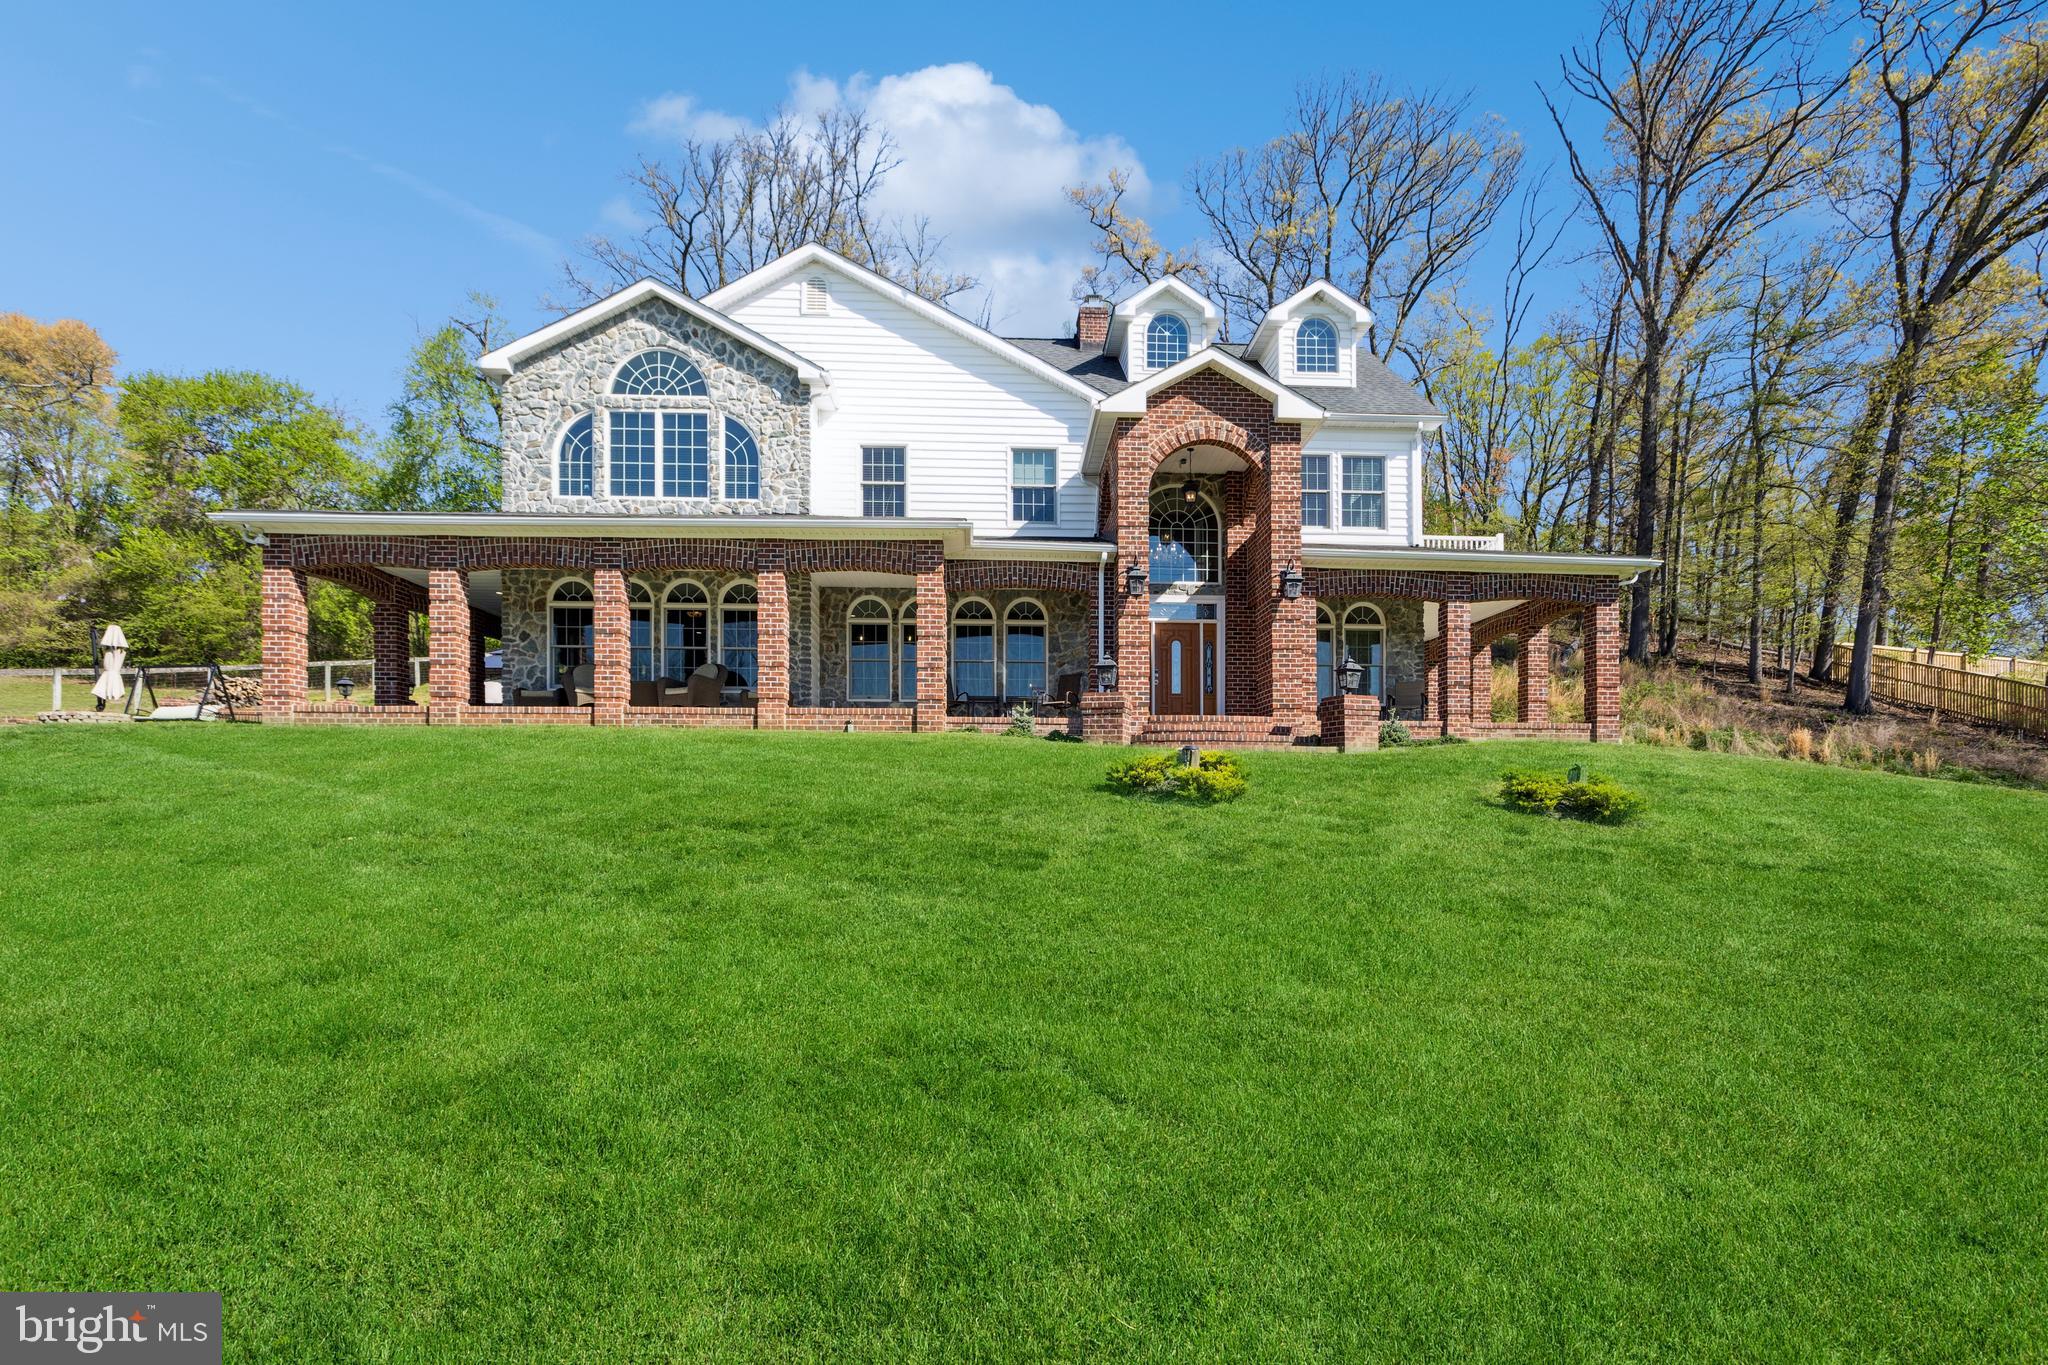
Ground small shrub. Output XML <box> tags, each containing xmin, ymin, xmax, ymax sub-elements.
<box><xmin>1106</xmin><ymin>749</ymin><xmax>1248</xmax><ymax>802</ymax></box>
<box><xmin>1785</xmin><ymin>726</ymin><xmax>1813</xmax><ymax>761</ymax></box>
<box><xmin>1379</xmin><ymin>716</ymin><xmax>1413</xmax><ymax>747</ymax></box>
<box><xmin>1499</xmin><ymin>768</ymin><xmax>1645</xmax><ymax>824</ymax></box>
<box><xmin>1004</xmin><ymin>700</ymin><xmax>1036</xmax><ymax>737</ymax></box>
<box><xmin>1912</xmin><ymin>747</ymin><xmax>1942</xmax><ymax>776</ymax></box>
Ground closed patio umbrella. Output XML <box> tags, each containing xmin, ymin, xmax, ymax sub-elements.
<box><xmin>91</xmin><ymin>624</ymin><xmax>128</xmax><ymax>711</ymax></box>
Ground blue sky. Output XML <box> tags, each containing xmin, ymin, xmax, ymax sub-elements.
<box><xmin>1</xmin><ymin>0</ymin><xmax>1596</xmax><ymax>432</ymax></box>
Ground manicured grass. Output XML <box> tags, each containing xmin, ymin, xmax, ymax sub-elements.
<box><xmin>0</xmin><ymin>726</ymin><xmax>2042</xmax><ymax>1361</ymax></box>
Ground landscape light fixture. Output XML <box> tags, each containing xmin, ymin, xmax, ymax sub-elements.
<box><xmin>335</xmin><ymin>677</ymin><xmax>356</xmax><ymax>701</ymax></box>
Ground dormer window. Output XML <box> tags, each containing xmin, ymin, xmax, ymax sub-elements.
<box><xmin>1146</xmin><ymin>314</ymin><xmax>1189</xmax><ymax>369</ymax></box>
<box><xmin>1296</xmin><ymin>317</ymin><xmax>1339</xmax><ymax>373</ymax></box>
<box><xmin>612</xmin><ymin>348</ymin><xmax>707</xmax><ymax>396</ymax></box>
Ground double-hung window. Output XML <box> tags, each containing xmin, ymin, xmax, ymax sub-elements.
<box><xmin>1341</xmin><ymin>455</ymin><xmax>1386</xmax><ymax>529</ymax></box>
<box><xmin>1011</xmin><ymin>448</ymin><xmax>1056</xmax><ymax>524</ymax></box>
<box><xmin>1302</xmin><ymin>455</ymin><xmax>1330</xmax><ymax>528</ymax></box>
<box><xmin>862</xmin><ymin>446</ymin><xmax>906</xmax><ymax>517</ymax></box>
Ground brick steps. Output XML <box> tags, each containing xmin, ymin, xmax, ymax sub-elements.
<box><xmin>1133</xmin><ymin>715</ymin><xmax>1305</xmax><ymax>748</ymax></box>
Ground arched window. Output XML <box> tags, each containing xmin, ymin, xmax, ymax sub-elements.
<box><xmin>1146</xmin><ymin>313</ymin><xmax>1189</xmax><ymax>368</ymax></box>
<box><xmin>1296</xmin><ymin>317</ymin><xmax>1338</xmax><ymax>373</ymax></box>
<box><xmin>1004</xmin><ymin>600</ymin><xmax>1047</xmax><ymax>698</ymax></box>
<box><xmin>627</xmin><ymin>581</ymin><xmax>657</xmax><ymax>681</ymax></box>
<box><xmin>719</xmin><ymin>582</ymin><xmax>758</xmax><ymax>687</ymax></box>
<box><xmin>1149</xmin><ymin>486</ymin><xmax>1221</xmax><ymax>586</ymax></box>
<box><xmin>1343</xmin><ymin>603</ymin><xmax>1385</xmax><ymax>697</ymax></box>
<box><xmin>1316</xmin><ymin>606</ymin><xmax>1337</xmax><ymax>700</ymax></box>
<box><xmin>847</xmin><ymin>597</ymin><xmax>892</xmax><ymax>701</ymax></box>
<box><xmin>951</xmin><ymin>599</ymin><xmax>996</xmax><ymax>699</ymax></box>
<box><xmin>724</xmin><ymin>418</ymin><xmax>760</xmax><ymax>501</ymax></box>
<box><xmin>612</xmin><ymin>348</ymin><xmax>706</xmax><ymax>396</ymax></box>
<box><xmin>663</xmin><ymin>581</ymin><xmax>709</xmax><ymax>682</ymax></box>
<box><xmin>898</xmin><ymin>600</ymin><xmax>920</xmax><ymax>703</ymax></box>
<box><xmin>558</xmin><ymin>415</ymin><xmax>594</xmax><ymax>497</ymax></box>
<box><xmin>548</xmin><ymin>580</ymin><xmax>593</xmax><ymax>686</ymax></box>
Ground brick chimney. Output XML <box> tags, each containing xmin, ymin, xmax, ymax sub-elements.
<box><xmin>1076</xmin><ymin>294</ymin><xmax>1110</xmax><ymax>351</ymax></box>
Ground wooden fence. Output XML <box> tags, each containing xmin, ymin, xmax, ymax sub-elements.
<box><xmin>1832</xmin><ymin>644</ymin><xmax>2048</xmax><ymax>736</ymax></box>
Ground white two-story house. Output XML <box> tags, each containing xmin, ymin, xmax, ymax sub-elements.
<box><xmin>218</xmin><ymin>244</ymin><xmax>1653</xmax><ymax>744</ymax></box>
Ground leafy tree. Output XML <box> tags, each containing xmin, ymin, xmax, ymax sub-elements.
<box><xmin>371</xmin><ymin>295</ymin><xmax>507</xmax><ymax>511</ymax></box>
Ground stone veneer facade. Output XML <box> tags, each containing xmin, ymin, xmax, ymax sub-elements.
<box><xmin>498</xmin><ymin>298</ymin><xmax>810</xmax><ymax>515</ymax></box>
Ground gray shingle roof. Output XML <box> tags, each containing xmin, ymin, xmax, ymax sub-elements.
<box><xmin>1000</xmin><ymin>336</ymin><xmax>1442</xmax><ymax>418</ymax></box>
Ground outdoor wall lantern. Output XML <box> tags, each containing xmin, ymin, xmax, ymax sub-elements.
<box><xmin>1280</xmin><ymin>566</ymin><xmax>1305</xmax><ymax>600</ymax></box>
<box><xmin>335</xmin><ymin>677</ymin><xmax>356</xmax><ymax>701</ymax></box>
<box><xmin>1340</xmin><ymin>653</ymin><xmax>1366</xmax><ymax>695</ymax></box>
<box><xmin>1094</xmin><ymin>655</ymin><xmax>1119</xmax><ymax>691</ymax></box>
<box><xmin>1123</xmin><ymin>562</ymin><xmax>1147</xmax><ymax>598</ymax></box>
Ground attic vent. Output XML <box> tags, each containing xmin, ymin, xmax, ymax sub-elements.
<box><xmin>800</xmin><ymin>277</ymin><xmax>830</xmax><ymax>316</ymax></box>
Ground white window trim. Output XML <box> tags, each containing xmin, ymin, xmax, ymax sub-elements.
<box><xmin>607</xmin><ymin>347</ymin><xmax>708</xmax><ymax>398</ymax></box>
<box><xmin>860</xmin><ymin>444</ymin><xmax>909</xmax><ymax>518</ymax></box>
<box><xmin>950</xmin><ymin>597</ymin><xmax>999</xmax><ymax>698</ymax></box>
<box><xmin>1340</xmin><ymin>601</ymin><xmax>1388</xmax><ymax>698</ymax></box>
<box><xmin>717</xmin><ymin>580</ymin><xmax>760</xmax><ymax>684</ymax></box>
<box><xmin>556</xmin><ymin>414</ymin><xmax>596</xmax><ymax>500</ymax></box>
<box><xmin>1145</xmin><ymin>312</ymin><xmax>1191</xmax><ymax>371</ymax></box>
<box><xmin>898</xmin><ymin>599</ymin><xmax>921</xmax><ymax>703</ymax></box>
<box><xmin>1003</xmin><ymin>598</ymin><xmax>1050</xmax><ymax>699</ymax></box>
<box><xmin>661</xmin><ymin>579</ymin><xmax>712</xmax><ymax>680</ymax></box>
<box><xmin>1341</xmin><ymin>455</ymin><xmax>1388</xmax><ymax>530</ymax></box>
<box><xmin>547</xmin><ymin>577</ymin><xmax>595</xmax><ymax>688</ymax></box>
<box><xmin>846</xmin><ymin>595</ymin><xmax>894</xmax><ymax>702</ymax></box>
<box><xmin>1301</xmin><ymin>453</ymin><xmax>1332</xmax><ymax>529</ymax></box>
<box><xmin>1008</xmin><ymin>446</ymin><xmax>1059</xmax><ymax>528</ymax></box>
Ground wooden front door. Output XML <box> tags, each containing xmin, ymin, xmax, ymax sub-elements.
<box><xmin>1153</xmin><ymin>622</ymin><xmax>1218</xmax><ymax>715</ymax></box>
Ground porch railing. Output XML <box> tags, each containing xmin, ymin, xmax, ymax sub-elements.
<box><xmin>1419</xmin><ymin>533</ymin><xmax>1507</xmax><ymax>552</ymax></box>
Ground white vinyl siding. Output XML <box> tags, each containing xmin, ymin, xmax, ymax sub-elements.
<box><xmin>723</xmin><ymin>273</ymin><xmax>1095</xmax><ymax>536</ymax></box>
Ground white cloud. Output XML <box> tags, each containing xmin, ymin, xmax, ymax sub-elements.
<box><xmin>630</xmin><ymin>93</ymin><xmax>751</xmax><ymax>144</ymax></box>
<box><xmin>630</xmin><ymin>64</ymin><xmax>1150</xmax><ymax>334</ymax></box>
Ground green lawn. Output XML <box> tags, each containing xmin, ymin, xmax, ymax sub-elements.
<box><xmin>0</xmin><ymin>727</ymin><xmax>2042</xmax><ymax>1361</ymax></box>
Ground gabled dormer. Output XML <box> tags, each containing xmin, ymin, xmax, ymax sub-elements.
<box><xmin>1106</xmin><ymin>278</ymin><xmax>1223</xmax><ymax>381</ymax></box>
<box><xmin>1244</xmin><ymin>281</ymin><xmax>1373</xmax><ymax>389</ymax></box>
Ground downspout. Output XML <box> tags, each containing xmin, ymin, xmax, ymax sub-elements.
<box><xmin>1096</xmin><ymin>550</ymin><xmax>1108</xmax><ymax>686</ymax></box>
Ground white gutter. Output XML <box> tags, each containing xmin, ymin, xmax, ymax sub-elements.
<box><xmin>1302</xmin><ymin>543</ymin><xmax>1662</xmax><ymax>577</ymax></box>
<box><xmin>209</xmin><ymin>510</ymin><xmax>1118</xmax><ymax>562</ymax></box>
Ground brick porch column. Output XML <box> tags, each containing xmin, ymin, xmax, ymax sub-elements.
<box><xmin>1518</xmin><ymin>625</ymin><xmax>1552</xmax><ymax>722</ymax></box>
<box><xmin>591</xmin><ymin>557</ymin><xmax>629</xmax><ymax>725</ymax></box>
<box><xmin>912</xmin><ymin>542</ymin><xmax>947</xmax><ymax>731</ymax></box>
<box><xmin>1266</xmin><ymin>428</ymin><xmax>1316</xmax><ymax>731</ymax></box>
<box><xmin>755</xmin><ymin>542</ymin><xmax>789</xmax><ymax>730</ymax></box>
<box><xmin>426</xmin><ymin>539</ymin><xmax>471</xmax><ymax>723</ymax></box>
<box><xmin>1438</xmin><ymin>597</ymin><xmax>1472</xmax><ymax>737</ymax></box>
<box><xmin>1468</xmin><ymin>645</ymin><xmax>1493</xmax><ymax>727</ymax></box>
<box><xmin>1585</xmin><ymin>598</ymin><xmax>1622</xmax><ymax>741</ymax></box>
<box><xmin>371</xmin><ymin>599</ymin><xmax>411</xmax><ymax>705</ymax></box>
<box><xmin>259</xmin><ymin>540</ymin><xmax>308</xmax><ymax>722</ymax></box>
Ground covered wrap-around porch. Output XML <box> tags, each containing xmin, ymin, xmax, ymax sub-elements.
<box><xmin>242</xmin><ymin>518</ymin><xmax>1628</xmax><ymax>745</ymax></box>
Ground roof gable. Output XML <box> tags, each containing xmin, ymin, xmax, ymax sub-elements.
<box><xmin>702</xmin><ymin>244</ymin><xmax>1103</xmax><ymax>403</ymax></box>
<box><xmin>1097</xmin><ymin>348</ymin><xmax>1325</xmax><ymax>422</ymax></box>
<box><xmin>477</xmin><ymin>279</ymin><xmax>829</xmax><ymax>387</ymax></box>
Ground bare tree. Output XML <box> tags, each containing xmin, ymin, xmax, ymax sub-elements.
<box><xmin>1833</xmin><ymin>1</ymin><xmax>2048</xmax><ymax>713</ymax></box>
<box><xmin>1067</xmin><ymin>167</ymin><xmax>1206</xmax><ymax>302</ymax></box>
<box><xmin>1543</xmin><ymin>0</ymin><xmax>1851</xmax><ymax>663</ymax></box>
<box><xmin>562</xmin><ymin>106</ymin><xmax>975</xmax><ymax>308</ymax></box>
